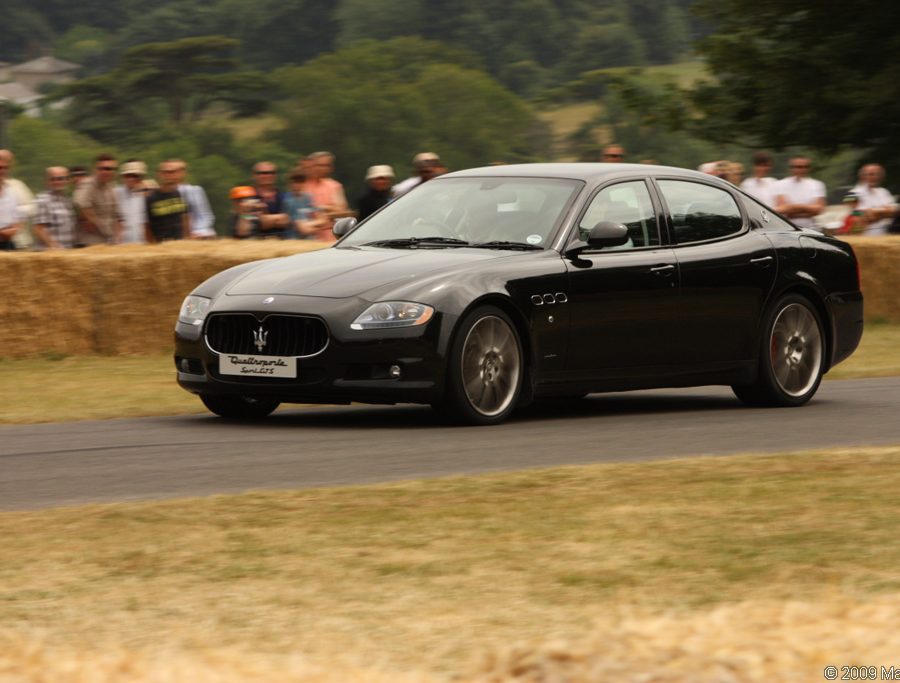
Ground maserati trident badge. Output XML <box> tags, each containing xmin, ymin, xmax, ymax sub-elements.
<box><xmin>253</xmin><ymin>326</ymin><xmax>268</xmax><ymax>353</ymax></box>
<box><xmin>263</xmin><ymin>296</ymin><xmax>275</xmax><ymax>304</ymax></box>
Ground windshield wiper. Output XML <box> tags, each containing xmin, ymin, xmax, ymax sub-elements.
<box><xmin>471</xmin><ymin>240</ymin><xmax>544</xmax><ymax>250</ymax></box>
<box><xmin>363</xmin><ymin>237</ymin><xmax>470</xmax><ymax>248</ymax></box>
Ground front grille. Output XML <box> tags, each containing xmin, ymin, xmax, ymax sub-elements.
<box><xmin>205</xmin><ymin>313</ymin><xmax>329</xmax><ymax>357</ymax></box>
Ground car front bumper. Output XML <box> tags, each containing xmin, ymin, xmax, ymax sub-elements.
<box><xmin>175</xmin><ymin>294</ymin><xmax>448</xmax><ymax>405</ymax></box>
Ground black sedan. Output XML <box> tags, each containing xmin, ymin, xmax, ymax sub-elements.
<box><xmin>175</xmin><ymin>163</ymin><xmax>863</xmax><ymax>425</ymax></box>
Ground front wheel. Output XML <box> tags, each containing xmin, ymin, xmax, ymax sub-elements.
<box><xmin>200</xmin><ymin>394</ymin><xmax>280</xmax><ymax>419</ymax></box>
<box><xmin>732</xmin><ymin>294</ymin><xmax>825</xmax><ymax>407</ymax></box>
<box><xmin>436</xmin><ymin>305</ymin><xmax>524</xmax><ymax>425</ymax></box>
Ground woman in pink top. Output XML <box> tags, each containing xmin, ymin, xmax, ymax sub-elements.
<box><xmin>302</xmin><ymin>151</ymin><xmax>351</xmax><ymax>242</ymax></box>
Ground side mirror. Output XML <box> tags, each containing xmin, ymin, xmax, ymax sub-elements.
<box><xmin>566</xmin><ymin>221</ymin><xmax>630</xmax><ymax>256</ymax></box>
<box><xmin>333</xmin><ymin>216</ymin><xmax>357</xmax><ymax>238</ymax></box>
<box><xmin>587</xmin><ymin>221</ymin><xmax>630</xmax><ymax>247</ymax></box>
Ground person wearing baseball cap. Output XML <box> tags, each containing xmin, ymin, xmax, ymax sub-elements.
<box><xmin>228</xmin><ymin>185</ymin><xmax>263</xmax><ymax>239</ymax></box>
<box><xmin>392</xmin><ymin>152</ymin><xmax>441</xmax><ymax>199</ymax></box>
<box><xmin>357</xmin><ymin>165</ymin><xmax>395</xmax><ymax>221</ymax></box>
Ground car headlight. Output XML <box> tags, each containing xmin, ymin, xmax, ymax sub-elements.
<box><xmin>351</xmin><ymin>301</ymin><xmax>434</xmax><ymax>330</ymax></box>
<box><xmin>178</xmin><ymin>295</ymin><xmax>211</xmax><ymax>326</ymax></box>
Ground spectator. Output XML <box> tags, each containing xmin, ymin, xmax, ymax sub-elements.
<box><xmin>601</xmin><ymin>144</ymin><xmax>625</xmax><ymax>162</ymax></box>
<box><xmin>774</xmin><ymin>156</ymin><xmax>826</xmax><ymax>231</ymax></box>
<box><xmin>302</xmin><ymin>151</ymin><xmax>350</xmax><ymax>242</ymax></box>
<box><xmin>357</xmin><ymin>165</ymin><xmax>394</xmax><ymax>221</ymax></box>
<box><xmin>392</xmin><ymin>152</ymin><xmax>442</xmax><ymax>198</ymax></box>
<box><xmin>726</xmin><ymin>162</ymin><xmax>744</xmax><ymax>186</ymax></box>
<box><xmin>284</xmin><ymin>169</ymin><xmax>323</xmax><ymax>239</ymax></box>
<box><xmin>74</xmin><ymin>153</ymin><xmax>123</xmax><ymax>245</ymax></box>
<box><xmin>144</xmin><ymin>160</ymin><xmax>190</xmax><ymax>243</ymax></box>
<box><xmin>0</xmin><ymin>157</ymin><xmax>22</xmax><ymax>251</ymax></box>
<box><xmin>849</xmin><ymin>163</ymin><xmax>897</xmax><ymax>236</ymax></box>
<box><xmin>33</xmin><ymin>166</ymin><xmax>77</xmax><ymax>250</ymax></box>
<box><xmin>0</xmin><ymin>149</ymin><xmax>36</xmax><ymax>249</ymax></box>
<box><xmin>173</xmin><ymin>159</ymin><xmax>216</xmax><ymax>239</ymax></box>
<box><xmin>228</xmin><ymin>185</ymin><xmax>262</xmax><ymax>239</ymax></box>
<box><xmin>115</xmin><ymin>160</ymin><xmax>151</xmax><ymax>244</ymax></box>
<box><xmin>69</xmin><ymin>166</ymin><xmax>89</xmax><ymax>186</ymax></box>
<box><xmin>251</xmin><ymin>161</ymin><xmax>290</xmax><ymax>238</ymax></box>
<box><xmin>740</xmin><ymin>151</ymin><xmax>778</xmax><ymax>206</ymax></box>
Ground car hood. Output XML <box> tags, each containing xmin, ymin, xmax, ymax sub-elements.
<box><xmin>225</xmin><ymin>246</ymin><xmax>515</xmax><ymax>299</ymax></box>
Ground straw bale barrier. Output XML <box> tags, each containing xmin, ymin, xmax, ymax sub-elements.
<box><xmin>0</xmin><ymin>237</ymin><xmax>895</xmax><ymax>358</ymax></box>
<box><xmin>0</xmin><ymin>241</ymin><xmax>326</xmax><ymax>358</ymax></box>
<box><xmin>3</xmin><ymin>592</ymin><xmax>899</xmax><ymax>681</ymax></box>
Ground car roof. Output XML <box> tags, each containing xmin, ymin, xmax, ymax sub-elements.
<box><xmin>444</xmin><ymin>162</ymin><xmax>717</xmax><ymax>184</ymax></box>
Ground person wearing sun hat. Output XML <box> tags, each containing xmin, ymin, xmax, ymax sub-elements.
<box><xmin>357</xmin><ymin>164</ymin><xmax>395</xmax><ymax>221</ymax></box>
<box><xmin>392</xmin><ymin>152</ymin><xmax>441</xmax><ymax>199</ymax></box>
<box><xmin>115</xmin><ymin>160</ymin><xmax>151</xmax><ymax>244</ymax></box>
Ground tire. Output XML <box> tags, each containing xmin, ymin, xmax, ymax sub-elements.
<box><xmin>200</xmin><ymin>394</ymin><xmax>280</xmax><ymax>419</ymax></box>
<box><xmin>732</xmin><ymin>294</ymin><xmax>825</xmax><ymax>407</ymax></box>
<box><xmin>436</xmin><ymin>305</ymin><xmax>524</xmax><ymax>425</ymax></box>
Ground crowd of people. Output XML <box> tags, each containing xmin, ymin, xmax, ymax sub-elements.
<box><xmin>1</xmin><ymin>144</ymin><xmax>896</xmax><ymax>251</ymax></box>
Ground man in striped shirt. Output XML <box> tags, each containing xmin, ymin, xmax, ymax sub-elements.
<box><xmin>34</xmin><ymin>166</ymin><xmax>77</xmax><ymax>249</ymax></box>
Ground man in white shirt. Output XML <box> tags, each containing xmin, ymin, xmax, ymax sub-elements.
<box><xmin>173</xmin><ymin>159</ymin><xmax>216</xmax><ymax>239</ymax></box>
<box><xmin>0</xmin><ymin>157</ymin><xmax>22</xmax><ymax>250</ymax></box>
<box><xmin>740</xmin><ymin>151</ymin><xmax>778</xmax><ymax>206</ymax></box>
<box><xmin>115</xmin><ymin>160</ymin><xmax>150</xmax><ymax>244</ymax></box>
<box><xmin>392</xmin><ymin>152</ymin><xmax>442</xmax><ymax>198</ymax></box>
<box><xmin>850</xmin><ymin>164</ymin><xmax>897</xmax><ymax>236</ymax></box>
<box><xmin>0</xmin><ymin>149</ymin><xmax>35</xmax><ymax>249</ymax></box>
<box><xmin>774</xmin><ymin>156</ymin><xmax>826</xmax><ymax>230</ymax></box>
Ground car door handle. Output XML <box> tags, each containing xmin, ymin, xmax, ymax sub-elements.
<box><xmin>649</xmin><ymin>264</ymin><xmax>676</xmax><ymax>277</ymax></box>
<box><xmin>750</xmin><ymin>256</ymin><xmax>774</xmax><ymax>268</ymax></box>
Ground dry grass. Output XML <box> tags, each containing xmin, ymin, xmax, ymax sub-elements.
<box><xmin>1</xmin><ymin>447</ymin><xmax>899</xmax><ymax>679</ymax></box>
<box><xmin>4</xmin><ymin>593</ymin><xmax>900</xmax><ymax>682</ymax></box>
<box><xmin>827</xmin><ymin>322</ymin><xmax>900</xmax><ymax>379</ymax></box>
<box><xmin>0</xmin><ymin>355</ymin><xmax>204</xmax><ymax>423</ymax></box>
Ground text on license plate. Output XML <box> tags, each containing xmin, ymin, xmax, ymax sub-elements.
<box><xmin>219</xmin><ymin>354</ymin><xmax>297</xmax><ymax>378</ymax></box>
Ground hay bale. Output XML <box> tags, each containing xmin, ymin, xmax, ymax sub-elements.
<box><xmin>0</xmin><ymin>241</ymin><xmax>326</xmax><ymax>358</ymax></box>
<box><xmin>843</xmin><ymin>236</ymin><xmax>900</xmax><ymax>323</ymax></box>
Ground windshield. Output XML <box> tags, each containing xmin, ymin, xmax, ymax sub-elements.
<box><xmin>340</xmin><ymin>176</ymin><xmax>583</xmax><ymax>249</ymax></box>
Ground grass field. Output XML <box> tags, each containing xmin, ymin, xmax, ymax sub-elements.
<box><xmin>1</xmin><ymin>447</ymin><xmax>899</xmax><ymax>679</ymax></box>
<box><xmin>1</xmin><ymin>323</ymin><xmax>896</xmax><ymax>424</ymax></box>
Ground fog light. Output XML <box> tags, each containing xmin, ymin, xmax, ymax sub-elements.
<box><xmin>389</xmin><ymin>364</ymin><xmax>402</xmax><ymax>378</ymax></box>
<box><xmin>180</xmin><ymin>358</ymin><xmax>191</xmax><ymax>373</ymax></box>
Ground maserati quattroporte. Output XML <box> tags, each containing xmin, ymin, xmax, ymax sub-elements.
<box><xmin>175</xmin><ymin>164</ymin><xmax>863</xmax><ymax>424</ymax></box>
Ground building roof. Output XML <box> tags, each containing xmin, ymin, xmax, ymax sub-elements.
<box><xmin>0</xmin><ymin>81</ymin><xmax>41</xmax><ymax>103</ymax></box>
<box><xmin>10</xmin><ymin>56</ymin><xmax>81</xmax><ymax>75</ymax></box>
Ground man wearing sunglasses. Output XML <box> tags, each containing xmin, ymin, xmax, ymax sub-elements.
<box><xmin>33</xmin><ymin>167</ymin><xmax>77</xmax><ymax>250</ymax></box>
<box><xmin>773</xmin><ymin>156</ymin><xmax>826</xmax><ymax>231</ymax></box>
<box><xmin>74</xmin><ymin>153</ymin><xmax>124</xmax><ymax>245</ymax></box>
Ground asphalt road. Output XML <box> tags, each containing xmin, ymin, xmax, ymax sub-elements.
<box><xmin>3</xmin><ymin>377</ymin><xmax>900</xmax><ymax>511</ymax></box>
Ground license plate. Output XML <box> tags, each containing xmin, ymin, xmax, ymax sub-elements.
<box><xmin>219</xmin><ymin>353</ymin><xmax>297</xmax><ymax>379</ymax></box>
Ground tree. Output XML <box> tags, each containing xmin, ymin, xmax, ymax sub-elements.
<box><xmin>58</xmin><ymin>36</ymin><xmax>269</xmax><ymax>144</ymax></box>
<box><xmin>273</xmin><ymin>38</ymin><xmax>545</xmax><ymax>202</ymax></box>
<box><xmin>689</xmin><ymin>0</ymin><xmax>900</xmax><ymax>174</ymax></box>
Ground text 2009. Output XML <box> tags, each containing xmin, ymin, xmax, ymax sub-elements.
<box><xmin>824</xmin><ymin>666</ymin><xmax>900</xmax><ymax>681</ymax></box>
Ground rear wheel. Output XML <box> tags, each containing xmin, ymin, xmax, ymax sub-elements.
<box><xmin>436</xmin><ymin>305</ymin><xmax>524</xmax><ymax>425</ymax></box>
<box><xmin>732</xmin><ymin>294</ymin><xmax>825</xmax><ymax>407</ymax></box>
<box><xmin>200</xmin><ymin>394</ymin><xmax>280</xmax><ymax>419</ymax></box>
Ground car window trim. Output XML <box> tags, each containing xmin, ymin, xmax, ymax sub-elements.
<box><xmin>650</xmin><ymin>176</ymin><xmax>750</xmax><ymax>248</ymax></box>
<box><xmin>562</xmin><ymin>176</ymin><xmax>665</xmax><ymax>255</ymax></box>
